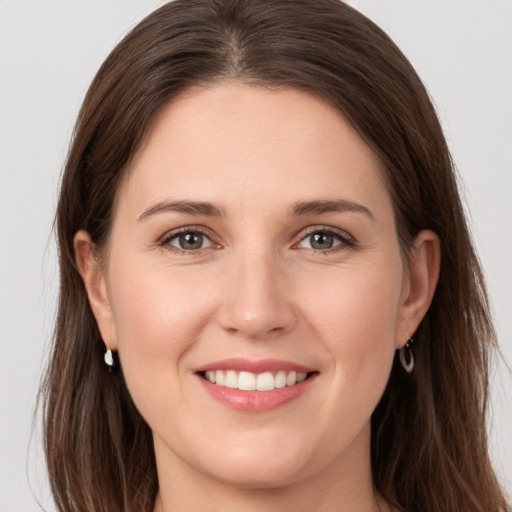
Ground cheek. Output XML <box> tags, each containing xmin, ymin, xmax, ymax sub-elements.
<box><xmin>106</xmin><ymin>258</ymin><xmax>219</xmax><ymax>410</ymax></box>
<box><xmin>301</xmin><ymin>259</ymin><xmax>402</xmax><ymax>383</ymax></box>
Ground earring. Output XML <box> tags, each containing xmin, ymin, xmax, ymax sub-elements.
<box><xmin>399</xmin><ymin>336</ymin><xmax>414</xmax><ymax>373</ymax></box>
<box><xmin>104</xmin><ymin>348</ymin><xmax>114</xmax><ymax>367</ymax></box>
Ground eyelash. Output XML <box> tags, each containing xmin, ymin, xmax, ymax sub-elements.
<box><xmin>293</xmin><ymin>226</ymin><xmax>355</xmax><ymax>255</ymax></box>
<box><xmin>159</xmin><ymin>226</ymin><xmax>219</xmax><ymax>254</ymax></box>
<box><xmin>158</xmin><ymin>226</ymin><xmax>355</xmax><ymax>255</ymax></box>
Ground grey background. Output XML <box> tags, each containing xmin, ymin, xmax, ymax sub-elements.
<box><xmin>1</xmin><ymin>1</ymin><xmax>511</xmax><ymax>510</ymax></box>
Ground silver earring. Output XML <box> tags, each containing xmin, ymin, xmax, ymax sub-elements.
<box><xmin>399</xmin><ymin>336</ymin><xmax>414</xmax><ymax>373</ymax></box>
<box><xmin>104</xmin><ymin>348</ymin><xmax>114</xmax><ymax>367</ymax></box>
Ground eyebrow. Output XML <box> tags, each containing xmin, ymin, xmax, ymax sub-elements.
<box><xmin>290</xmin><ymin>199</ymin><xmax>375</xmax><ymax>221</ymax></box>
<box><xmin>138</xmin><ymin>198</ymin><xmax>374</xmax><ymax>222</ymax></box>
<box><xmin>138</xmin><ymin>200</ymin><xmax>226</xmax><ymax>221</ymax></box>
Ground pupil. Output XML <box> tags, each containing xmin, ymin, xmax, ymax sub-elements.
<box><xmin>180</xmin><ymin>232</ymin><xmax>203</xmax><ymax>250</ymax></box>
<box><xmin>311</xmin><ymin>233</ymin><xmax>333</xmax><ymax>250</ymax></box>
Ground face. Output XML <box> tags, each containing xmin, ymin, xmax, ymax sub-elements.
<box><xmin>82</xmin><ymin>84</ymin><xmax>424</xmax><ymax>490</ymax></box>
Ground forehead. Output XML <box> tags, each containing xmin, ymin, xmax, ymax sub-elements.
<box><xmin>119</xmin><ymin>83</ymin><xmax>391</xmax><ymax>219</ymax></box>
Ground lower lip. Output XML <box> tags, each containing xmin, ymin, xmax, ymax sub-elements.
<box><xmin>197</xmin><ymin>373</ymin><xmax>317</xmax><ymax>412</ymax></box>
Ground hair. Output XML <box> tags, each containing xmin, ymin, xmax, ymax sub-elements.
<box><xmin>41</xmin><ymin>1</ymin><xmax>509</xmax><ymax>511</ymax></box>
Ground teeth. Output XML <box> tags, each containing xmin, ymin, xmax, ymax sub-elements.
<box><xmin>225</xmin><ymin>370</ymin><xmax>238</xmax><ymax>389</ymax></box>
<box><xmin>215</xmin><ymin>370</ymin><xmax>224</xmax><ymax>386</ymax></box>
<box><xmin>256</xmin><ymin>372</ymin><xmax>274</xmax><ymax>391</ymax></box>
<box><xmin>275</xmin><ymin>371</ymin><xmax>287</xmax><ymax>389</ymax></box>
<box><xmin>239</xmin><ymin>371</ymin><xmax>256</xmax><ymax>391</ymax></box>
<box><xmin>286</xmin><ymin>371</ymin><xmax>297</xmax><ymax>386</ymax></box>
<box><xmin>204</xmin><ymin>370</ymin><xmax>310</xmax><ymax>391</ymax></box>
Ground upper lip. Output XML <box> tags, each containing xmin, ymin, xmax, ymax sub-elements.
<box><xmin>193</xmin><ymin>358</ymin><xmax>316</xmax><ymax>374</ymax></box>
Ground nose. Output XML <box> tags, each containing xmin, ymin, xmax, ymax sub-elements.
<box><xmin>217</xmin><ymin>248</ymin><xmax>297</xmax><ymax>339</ymax></box>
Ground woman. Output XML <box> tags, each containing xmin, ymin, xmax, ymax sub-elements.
<box><xmin>41</xmin><ymin>1</ymin><xmax>510</xmax><ymax>511</ymax></box>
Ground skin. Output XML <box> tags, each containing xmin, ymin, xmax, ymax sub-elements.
<box><xmin>76</xmin><ymin>83</ymin><xmax>440</xmax><ymax>512</ymax></box>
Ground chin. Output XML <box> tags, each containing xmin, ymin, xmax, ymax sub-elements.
<box><xmin>204</xmin><ymin>456</ymin><xmax>308</xmax><ymax>490</ymax></box>
<box><xmin>188</xmin><ymin>433</ymin><xmax>314</xmax><ymax>489</ymax></box>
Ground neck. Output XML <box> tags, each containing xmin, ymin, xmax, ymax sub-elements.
<box><xmin>153</xmin><ymin>424</ymin><xmax>394</xmax><ymax>512</ymax></box>
<box><xmin>154</xmin><ymin>479</ymin><xmax>392</xmax><ymax>512</ymax></box>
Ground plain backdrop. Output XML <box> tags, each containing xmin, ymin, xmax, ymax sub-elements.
<box><xmin>0</xmin><ymin>1</ymin><xmax>511</xmax><ymax>511</ymax></box>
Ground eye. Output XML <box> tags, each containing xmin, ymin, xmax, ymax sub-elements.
<box><xmin>296</xmin><ymin>228</ymin><xmax>353</xmax><ymax>252</ymax></box>
<box><xmin>162</xmin><ymin>230</ymin><xmax>216</xmax><ymax>251</ymax></box>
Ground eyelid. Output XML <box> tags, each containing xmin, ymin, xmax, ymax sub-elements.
<box><xmin>159</xmin><ymin>225</ymin><xmax>221</xmax><ymax>251</ymax></box>
<box><xmin>293</xmin><ymin>225</ymin><xmax>355</xmax><ymax>251</ymax></box>
<box><xmin>157</xmin><ymin>224</ymin><xmax>355</xmax><ymax>254</ymax></box>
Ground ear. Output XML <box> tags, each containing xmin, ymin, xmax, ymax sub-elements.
<box><xmin>74</xmin><ymin>230</ymin><xmax>117</xmax><ymax>351</ymax></box>
<box><xmin>395</xmin><ymin>230</ymin><xmax>441</xmax><ymax>348</ymax></box>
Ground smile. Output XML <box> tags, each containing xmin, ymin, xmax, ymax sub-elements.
<box><xmin>195</xmin><ymin>359</ymin><xmax>318</xmax><ymax>412</ymax></box>
<box><xmin>202</xmin><ymin>370</ymin><xmax>309</xmax><ymax>391</ymax></box>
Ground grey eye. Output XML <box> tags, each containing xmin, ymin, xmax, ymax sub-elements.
<box><xmin>169</xmin><ymin>232</ymin><xmax>209</xmax><ymax>250</ymax></box>
<box><xmin>309</xmin><ymin>232</ymin><xmax>335</xmax><ymax>250</ymax></box>
<box><xmin>298</xmin><ymin>230</ymin><xmax>346</xmax><ymax>251</ymax></box>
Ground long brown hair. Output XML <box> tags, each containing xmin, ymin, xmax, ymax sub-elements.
<box><xmin>42</xmin><ymin>1</ymin><xmax>509</xmax><ymax>511</ymax></box>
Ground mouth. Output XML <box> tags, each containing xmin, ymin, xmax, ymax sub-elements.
<box><xmin>194</xmin><ymin>358</ymin><xmax>318</xmax><ymax>411</ymax></box>
<box><xmin>199</xmin><ymin>369</ymin><xmax>315</xmax><ymax>391</ymax></box>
